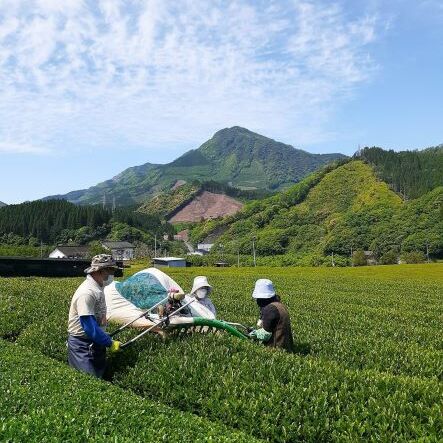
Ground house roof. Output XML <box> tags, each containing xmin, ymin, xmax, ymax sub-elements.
<box><xmin>153</xmin><ymin>257</ymin><xmax>186</xmax><ymax>262</ymax></box>
<box><xmin>102</xmin><ymin>241</ymin><xmax>134</xmax><ymax>249</ymax></box>
<box><xmin>55</xmin><ymin>245</ymin><xmax>90</xmax><ymax>256</ymax></box>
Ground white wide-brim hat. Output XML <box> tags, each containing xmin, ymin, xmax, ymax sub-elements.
<box><xmin>191</xmin><ymin>276</ymin><xmax>212</xmax><ymax>295</ymax></box>
<box><xmin>252</xmin><ymin>278</ymin><xmax>276</xmax><ymax>299</ymax></box>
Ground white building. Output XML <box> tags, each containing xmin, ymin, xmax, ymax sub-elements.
<box><xmin>102</xmin><ymin>241</ymin><xmax>134</xmax><ymax>261</ymax></box>
<box><xmin>197</xmin><ymin>242</ymin><xmax>214</xmax><ymax>252</ymax></box>
<box><xmin>49</xmin><ymin>245</ymin><xmax>90</xmax><ymax>259</ymax></box>
<box><xmin>153</xmin><ymin>257</ymin><xmax>186</xmax><ymax>268</ymax></box>
<box><xmin>197</xmin><ymin>231</ymin><xmax>224</xmax><ymax>252</ymax></box>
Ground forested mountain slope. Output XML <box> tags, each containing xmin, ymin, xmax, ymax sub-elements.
<box><xmin>190</xmin><ymin>161</ymin><xmax>442</xmax><ymax>261</ymax></box>
<box><xmin>356</xmin><ymin>145</ymin><xmax>443</xmax><ymax>199</ymax></box>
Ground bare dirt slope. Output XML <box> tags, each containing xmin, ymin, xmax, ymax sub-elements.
<box><xmin>168</xmin><ymin>191</ymin><xmax>243</xmax><ymax>223</ymax></box>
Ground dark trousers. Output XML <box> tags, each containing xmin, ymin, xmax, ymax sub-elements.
<box><xmin>67</xmin><ymin>335</ymin><xmax>106</xmax><ymax>378</ymax></box>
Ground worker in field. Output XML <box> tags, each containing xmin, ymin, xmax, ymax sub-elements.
<box><xmin>183</xmin><ymin>276</ymin><xmax>217</xmax><ymax>318</ymax></box>
<box><xmin>249</xmin><ymin>279</ymin><xmax>294</xmax><ymax>352</ymax></box>
<box><xmin>67</xmin><ymin>254</ymin><xmax>122</xmax><ymax>378</ymax></box>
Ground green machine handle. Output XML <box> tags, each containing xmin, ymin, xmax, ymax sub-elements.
<box><xmin>168</xmin><ymin>317</ymin><xmax>250</xmax><ymax>340</ymax></box>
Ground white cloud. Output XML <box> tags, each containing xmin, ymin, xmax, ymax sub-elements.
<box><xmin>0</xmin><ymin>141</ymin><xmax>52</xmax><ymax>154</ymax></box>
<box><xmin>0</xmin><ymin>0</ymin><xmax>381</xmax><ymax>154</ymax></box>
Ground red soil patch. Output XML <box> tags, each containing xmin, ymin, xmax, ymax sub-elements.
<box><xmin>168</xmin><ymin>191</ymin><xmax>243</xmax><ymax>223</ymax></box>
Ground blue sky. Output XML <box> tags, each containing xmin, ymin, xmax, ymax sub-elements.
<box><xmin>0</xmin><ymin>0</ymin><xmax>442</xmax><ymax>204</ymax></box>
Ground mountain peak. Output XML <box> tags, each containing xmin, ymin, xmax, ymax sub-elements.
<box><xmin>213</xmin><ymin>126</ymin><xmax>259</xmax><ymax>137</ymax></box>
<box><xmin>211</xmin><ymin>126</ymin><xmax>274</xmax><ymax>145</ymax></box>
<box><xmin>42</xmin><ymin>127</ymin><xmax>346</xmax><ymax>205</ymax></box>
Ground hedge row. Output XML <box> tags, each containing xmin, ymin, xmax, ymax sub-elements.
<box><xmin>108</xmin><ymin>333</ymin><xmax>443</xmax><ymax>442</ymax></box>
<box><xmin>1</xmin><ymin>269</ymin><xmax>441</xmax><ymax>380</ymax></box>
<box><xmin>1</xmin><ymin>266</ymin><xmax>442</xmax><ymax>441</ymax></box>
<box><xmin>167</xmin><ymin>267</ymin><xmax>443</xmax><ymax>379</ymax></box>
<box><xmin>0</xmin><ymin>340</ymin><xmax>261</xmax><ymax>443</ymax></box>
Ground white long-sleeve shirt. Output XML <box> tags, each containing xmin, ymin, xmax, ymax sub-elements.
<box><xmin>184</xmin><ymin>295</ymin><xmax>216</xmax><ymax>319</ymax></box>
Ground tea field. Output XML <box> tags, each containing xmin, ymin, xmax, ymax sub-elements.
<box><xmin>1</xmin><ymin>264</ymin><xmax>442</xmax><ymax>442</ymax></box>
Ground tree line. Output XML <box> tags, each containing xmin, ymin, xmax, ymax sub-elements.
<box><xmin>356</xmin><ymin>145</ymin><xmax>443</xmax><ymax>200</ymax></box>
<box><xmin>0</xmin><ymin>200</ymin><xmax>170</xmax><ymax>245</ymax></box>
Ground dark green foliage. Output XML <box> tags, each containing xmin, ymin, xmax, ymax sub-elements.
<box><xmin>200</xmin><ymin>180</ymin><xmax>272</xmax><ymax>200</ymax></box>
<box><xmin>352</xmin><ymin>250</ymin><xmax>367</xmax><ymax>266</ymax></box>
<box><xmin>0</xmin><ymin>200</ymin><xmax>108</xmax><ymax>243</ymax></box>
<box><xmin>87</xmin><ymin>240</ymin><xmax>109</xmax><ymax>258</ymax></box>
<box><xmin>44</xmin><ymin>127</ymin><xmax>346</xmax><ymax>206</ymax></box>
<box><xmin>379</xmin><ymin>250</ymin><xmax>398</xmax><ymax>265</ymax></box>
<box><xmin>401</xmin><ymin>251</ymin><xmax>426</xmax><ymax>264</ymax></box>
<box><xmin>357</xmin><ymin>145</ymin><xmax>443</xmax><ymax>199</ymax></box>
<box><xmin>0</xmin><ymin>199</ymin><xmax>170</xmax><ymax>246</ymax></box>
<box><xmin>112</xmin><ymin>207</ymin><xmax>166</xmax><ymax>233</ymax></box>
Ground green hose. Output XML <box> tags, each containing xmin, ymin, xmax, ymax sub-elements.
<box><xmin>168</xmin><ymin>317</ymin><xmax>249</xmax><ymax>340</ymax></box>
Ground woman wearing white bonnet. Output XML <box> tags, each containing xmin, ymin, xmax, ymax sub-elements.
<box><xmin>187</xmin><ymin>275</ymin><xmax>216</xmax><ymax>318</ymax></box>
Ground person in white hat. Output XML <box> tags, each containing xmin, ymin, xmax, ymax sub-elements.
<box><xmin>67</xmin><ymin>254</ymin><xmax>123</xmax><ymax>378</ymax></box>
<box><xmin>249</xmin><ymin>279</ymin><xmax>294</xmax><ymax>352</ymax></box>
<box><xmin>186</xmin><ymin>276</ymin><xmax>216</xmax><ymax>318</ymax></box>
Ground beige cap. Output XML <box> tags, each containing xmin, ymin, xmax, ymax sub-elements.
<box><xmin>84</xmin><ymin>254</ymin><xmax>121</xmax><ymax>274</ymax></box>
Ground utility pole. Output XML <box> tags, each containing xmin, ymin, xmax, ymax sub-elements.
<box><xmin>252</xmin><ymin>236</ymin><xmax>256</xmax><ymax>267</ymax></box>
<box><xmin>331</xmin><ymin>252</ymin><xmax>335</xmax><ymax>267</ymax></box>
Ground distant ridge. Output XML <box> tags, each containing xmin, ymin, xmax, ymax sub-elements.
<box><xmin>43</xmin><ymin>126</ymin><xmax>346</xmax><ymax>206</ymax></box>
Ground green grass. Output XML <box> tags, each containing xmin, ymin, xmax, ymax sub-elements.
<box><xmin>0</xmin><ymin>264</ymin><xmax>442</xmax><ymax>441</ymax></box>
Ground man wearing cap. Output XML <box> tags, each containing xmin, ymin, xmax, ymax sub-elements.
<box><xmin>249</xmin><ymin>279</ymin><xmax>294</xmax><ymax>352</ymax></box>
<box><xmin>67</xmin><ymin>254</ymin><xmax>122</xmax><ymax>378</ymax></box>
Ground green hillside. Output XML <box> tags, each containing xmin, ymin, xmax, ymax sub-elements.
<box><xmin>44</xmin><ymin>127</ymin><xmax>345</xmax><ymax>206</ymax></box>
<box><xmin>357</xmin><ymin>145</ymin><xmax>443</xmax><ymax>199</ymax></box>
<box><xmin>190</xmin><ymin>161</ymin><xmax>442</xmax><ymax>263</ymax></box>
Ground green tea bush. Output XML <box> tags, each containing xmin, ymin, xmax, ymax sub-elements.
<box><xmin>1</xmin><ymin>265</ymin><xmax>442</xmax><ymax>441</ymax></box>
<box><xmin>2</xmin><ymin>268</ymin><xmax>442</xmax><ymax>379</ymax></box>
<box><xmin>109</xmin><ymin>333</ymin><xmax>443</xmax><ymax>442</ymax></box>
<box><xmin>0</xmin><ymin>340</ymin><xmax>261</xmax><ymax>443</ymax></box>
